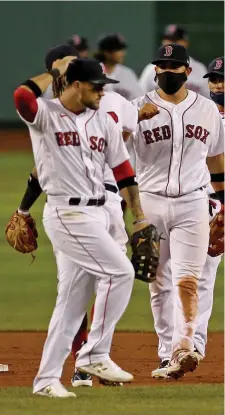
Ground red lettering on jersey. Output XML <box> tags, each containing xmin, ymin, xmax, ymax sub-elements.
<box><xmin>98</xmin><ymin>138</ymin><xmax>105</xmax><ymax>152</ymax></box>
<box><xmin>185</xmin><ymin>124</ymin><xmax>195</xmax><ymax>138</ymax></box>
<box><xmin>107</xmin><ymin>111</ymin><xmax>119</xmax><ymax>123</ymax></box>
<box><xmin>152</xmin><ymin>127</ymin><xmax>162</xmax><ymax>142</ymax></box>
<box><xmin>90</xmin><ymin>136</ymin><xmax>98</xmax><ymax>150</ymax></box>
<box><xmin>143</xmin><ymin>125</ymin><xmax>171</xmax><ymax>144</ymax></box>
<box><xmin>72</xmin><ymin>132</ymin><xmax>80</xmax><ymax>146</ymax></box>
<box><xmin>161</xmin><ymin>125</ymin><xmax>171</xmax><ymax>140</ymax></box>
<box><xmin>185</xmin><ymin>125</ymin><xmax>209</xmax><ymax>144</ymax></box>
<box><xmin>194</xmin><ymin>126</ymin><xmax>203</xmax><ymax>140</ymax></box>
<box><xmin>64</xmin><ymin>132</ymin><xmax>73</xmax><ymax>146</ymax></box>
<box><xmin>55</xmin><ymin>132</ymin><xmax>65</xmax><ymax>146</ymax></box>
<box><xmin>200</xmin><ymin>128</ymin><xmax>210</xmax><ymax>144</ymax></box>
<box><xmin>143</xmin><ymin>130</ymin><xmax>154</xmax><ymax>144</ymax></box>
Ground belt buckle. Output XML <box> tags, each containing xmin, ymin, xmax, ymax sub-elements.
<box><xmin>96</xmin><ymin>198</ymin><xmax>101</xmax><ymax>206</ymax></box>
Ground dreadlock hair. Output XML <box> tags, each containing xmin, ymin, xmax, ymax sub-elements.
<box><xmin>52</xmin><ymin>75</ymin><xmax>67</xmax><ymax>98</ymax></box>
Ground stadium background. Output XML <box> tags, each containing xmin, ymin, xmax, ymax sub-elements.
<box><xmin>0</xmin><ymin>1</ymin><xmax>224</xmax><ymax>414</ymax></box>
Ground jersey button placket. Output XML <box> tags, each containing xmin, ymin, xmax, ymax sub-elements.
<box><xmin>167</xmin><ymin>109</ymin><xmax>183</xmax><ymax>196</ymax></box>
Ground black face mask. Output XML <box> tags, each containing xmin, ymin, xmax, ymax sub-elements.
<box><xmin>156</xmin><ymin>71</ymin><xmax>187</xmax><ymax>95</ymax></box>
<box><xmin>210</xmin><ymin>91</ymin><xmax>224</xmax><ymax>106</ymax></box>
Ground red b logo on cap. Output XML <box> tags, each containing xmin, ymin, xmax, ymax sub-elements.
<box><xmin>214</xmin><ymin>59</ymin><xmax>223</xmax><ymax>70</ymax></box>
<box><xmin>164</xmin><ymin>45</ymin><xmax>173</xmax><ymax>57</ymax></box>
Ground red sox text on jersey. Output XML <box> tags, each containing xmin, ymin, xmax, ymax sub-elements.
<box><xmin>142</xmin><ymin>124</ymin><xmax>210</xmax><ymax>145</ymax></box>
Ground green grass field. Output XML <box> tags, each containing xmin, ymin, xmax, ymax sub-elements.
<box><xmin>0</xmin><ymin>385</ymin><xmax>223</xmax><ymax>415</ymax></box>
<box><xmin>0</xmin><ymin>152</ymin><xmax>224</xmax><ymax>415</ymax></box>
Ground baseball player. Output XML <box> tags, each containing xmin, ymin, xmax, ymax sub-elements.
<box><xmin>94</xmin><ymin>33</ymin><xmax>144</xmax><ymax>100</ymax></box>
<box><xmin>67</xmin><ymin>33</ymin><xmax>89</xmax><ymax>58</ymax></box>
<box><xmin>13</xmin><ymin>57</ymin><xmax>159</xmax><ymax>397</ymax></box>
<box><xmin>150</xmin><ymin>56</ymin><xmax>225</xmax><ymax>379</ymax></box>
<box><xmin>131</xmin><ymin>44</ymin><xmax>224</xmax><ymax>379</ymax></box>
<box><xmin>13</xmin><ymin>43</ymin><xmax>157</xmax><ymax>389</ymax></box>
<box><xmin>139</xmin><ymin>25</ymin><xmax>209</xmax><ymax>98</ymax></box>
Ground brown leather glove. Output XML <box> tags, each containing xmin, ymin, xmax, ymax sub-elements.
<box><xmin>208</xmin><ymin>205</ymin><xmax>224</xmax><ymax>257</ymax></box>
<box><xmin>5</xmin><ymin>211</ymin><xmax>38</xmax><ymax>254</ymax></box>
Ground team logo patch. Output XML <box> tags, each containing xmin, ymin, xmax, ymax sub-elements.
<box><xmin>214</xmin><ymin>59</ymin><xmax>223</xmax><ymax>70</ymax></box>
<box><xmin>164</xmin><ymin>45</ymin><xmax>173</xmax><ymax>57</ymax></box>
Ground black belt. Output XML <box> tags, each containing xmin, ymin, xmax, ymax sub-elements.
<box><xmin>69</xmin><ymin>196</ymin><xmax>105</xmax><ymax>206</ymax></box>
<box><xmin>105</xmin><ymin>183</ymin><xmax>118</xmax><ymax>193</ymax></box>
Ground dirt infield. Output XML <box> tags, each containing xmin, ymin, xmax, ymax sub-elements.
<box><xmin>0</xmin><ymin>129</ymin><xmax>31</xmax><ymax>152</ymax></box>
<box><xmin>0</xmin><ymin>332</ymin><xmax>223</xmax><ymax>387</ymax></box>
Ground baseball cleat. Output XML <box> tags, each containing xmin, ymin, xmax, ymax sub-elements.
<box><xmin>35</xmin><ymin>380</ymin><xmax>76</xmax><ymax>398</ymax></box>
<box><xmin>77</xmin><ymin>358</ymin><xmax>133</xmax><ymax>383</ymax></box>
<box><xmin>166</xmin><ymin>350</ymin><xmax>199</xmax><ymax>379</ymax></box>
<box><xmin>71</xmin><ymin>369</ymin><xmax>93</xmax><ymax>387</ymax></box>
<box><xmin>151</xmin><ymin>359</ymin><xmax>170</xmax><ymax>379</ymax></box>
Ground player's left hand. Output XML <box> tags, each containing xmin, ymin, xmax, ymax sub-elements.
<box><xmin>131</xmin><ymin>223</ymin><xmax>161</xmax><ymax>283</ymax></box>
<box><xmin>208</xmin><ymin>205</ymin><xmax>224</xmax><ymax>257</ymax></box>
<box><xmin>138</xmin><ymin>103</ymin><xmax>159</xmax><ymax>123</ymax></box>
<box><xmin>5</xmin><ymin>211</ymin><xmax>38</xmax><ymax>254</ymax></box>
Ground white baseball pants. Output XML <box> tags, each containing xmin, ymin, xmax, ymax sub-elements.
<box><xmin>33</xmin><ymin>198</ymin><xmax>133</xmax><ymax>393</ymax></box>
<box><xmin>140</xmin><ymin>189</ymin><xmax>209</xmax><ymax>356</ymax></box>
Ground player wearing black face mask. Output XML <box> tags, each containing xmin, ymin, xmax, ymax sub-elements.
<box><xmin>203</xmin><ymin>57</ymin><xmax>224</xmax><ymax>109</ymax></box>
<box><xmin>152</xmin><ymin>44</ymin><xmax>192</xmax><ymax>97</ymax></box>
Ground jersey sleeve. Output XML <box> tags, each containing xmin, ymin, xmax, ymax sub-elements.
<box><xmin>208</xmin><ymin>112</ymin><xmax>224</xmax><ymax>157</ymax></box>
<box><xmin>16</xmin><ymin>93</ymin><xmax>49</xmax><ymax>132</ymax></box>
<box><xmin>105</xmin><ymin>114</ymin><xmax>130</xmax><ymax>169</ymax></box>
<box><xmin>119</xmin><ymin>95</ymin><xmax>138</xmax><ymax>132</ymax></box>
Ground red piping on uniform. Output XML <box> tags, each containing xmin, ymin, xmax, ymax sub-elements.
<box><xmin>84</xmin><ymin>111</ymin><xmax>97</xmax><ymax>193</ymax></box>
<box><xmin>14</xmin><ymin>87</ymin><xmax>38</xmax><ymax>122</ymax></box>
<box><xmin>179</xmin><ymin>94</ymin><xmax>198</xmax><ymax>194</ymax></box>
<box><xmin>112</xmin><ymin>160</ymin><xmax>134</xmax><ymax>183</ymax></box>
<box><xmin>88</xmin><ymin>277</ymin><xmax>112</xmax><ymax>364</ymax></box>
<box><xmin>146</xmin><ymin>94</ymin><xmax>174</xmax><ymax>196</ymax></box>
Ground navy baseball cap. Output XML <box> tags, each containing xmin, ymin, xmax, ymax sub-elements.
<box><xmin>66</xmin><ymin>58</ymin><xmax>119</xmax><ymax>85</ymax></box>
<box><xmin>162</xmin><ymin>24</ymin><xmax>189</xmax><ymax>42</ymax></box>
<box><xmin>45</xmin><ymin>44</ymin><xmax>79</xmax><ymax>71</ymax></box>
<box><xmin>97</xmin><ymin>33</ymin><xmax>127</xmax><ymax>51</ymax></box>
<box><xmin>203</xmin><ymin>57</ymin><xmax>224</xmax><ymax>78</ymax></box>
<box><xmin>152</xmin><ymin>44</ymin><xmax>190</xmax><ymax>66</ymax></box>
<box><xmin>67</xmin><ymin>34</ymin><xmax>89</xmax><ymax>51</ymax></box>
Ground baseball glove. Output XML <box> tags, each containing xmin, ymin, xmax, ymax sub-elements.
<box><xmin>5</xmin><ymin>211</ymin><xmax>38</xmax><ymax>254</ymax></box>
<box><xmin>208</xmin><ymin>205</ymin><xmax>224</xmax><ymax>257</ymax></box>
<box><xmin>131</xmin><ymin>224</ymin><xmax>161</xmax><ymax>283</ymax></box>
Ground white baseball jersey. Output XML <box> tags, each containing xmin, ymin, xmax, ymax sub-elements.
<box><xmin>43</xmin><ymin>87</ymin><xmax>138</xmax><ymax>187</ymax></box>
<box><xmin>139</xmin><ymin>57</ymin><xmax>210</xmax><ymax>98</ymax></box>
<box><xmin>18</xmin><ymin>98</ymin><xmax>129</xmax><ymax>198</ymax></box>
<box><xmin>104</xmin><ymin>64</ymin><xmax>144</xmax><ymax>100</ymax></box>
<box><xmin>131</xmin><ymin>90</ymin><xmax>224</xmax><ymax>197</ymax></box>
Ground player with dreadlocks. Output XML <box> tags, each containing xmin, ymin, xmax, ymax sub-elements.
<box><xmin>9</xmin><ymin>43</ymin><xmax>159</xmax><ymax>390</ymax></box>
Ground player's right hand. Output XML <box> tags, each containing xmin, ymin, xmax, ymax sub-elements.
<box><xmin>52</xmin><ymin>56</ymin><xmax>77</xmax><ymax>76</ymax></box>
<box><xmin>138</xmin><ymin>103</ymin><xmax>159</xmax><ymax>122</ymax></box>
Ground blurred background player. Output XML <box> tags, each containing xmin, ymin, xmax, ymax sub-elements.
<box><xmin>139</xmin><ymin>24</ymin><xmax>209</xmax><ymax>98</ymax></box>
<box><xmin>94</xmin><ymin>32</ymin><xmax>144</xmax><ymax>100</ymax></box>
<box><xmin>67</xmin><ymin>33</ymin><xmax>89</xmax><ymax>58</ymax></box>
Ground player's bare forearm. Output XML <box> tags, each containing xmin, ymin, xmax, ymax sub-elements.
<box><xmin>120</xmin><ymin>185</ymin><xmax>146</xmax><ymax>229</ymax></box>
<box><xmin>22</xmin><ymin>73</ymin><xmax>53</xmax><ymax>95</ymax></box>
<box><xmin>207</xmin><ymin>153</ymin><xmax>225</xmax><ymax>192</ymax></box>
